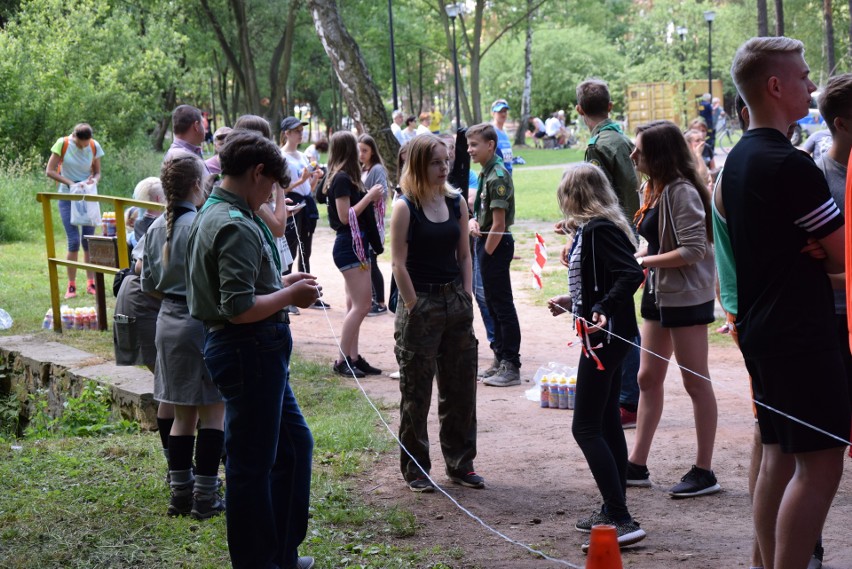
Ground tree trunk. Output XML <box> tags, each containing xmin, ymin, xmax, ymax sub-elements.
<box><xmin>268</xmin><ymin>0</ymin><xmax>300</xmax><ymax>131</ymax></box>
<box><xmin>774</xmin><ymin>0</ymin><xmax>784</xmax><ymax>36</ymax></box>
<box><xmin>309</xmin><ymin>0</ymin><xmax>400</xmax><ymax>182</ymax></box>
<box><xmin>757</xmin><ymin>0</ymin><xmax>769</xmax><ymax>35</ymax></box>
<box><xmin>152</xmin><ymin>87</ymin><xmax>176</xmax><ymax>151</ymax></box>
<box><xmin>825</xmin><ymin>0</ymin><xmax>836</xmax><ymax>76</ymax></box>
<box><xmin>229</xmin><ymin>0</ymin><xmax>261</xmax><ymax>114</ymax></box>
<box><xmin>514</xmin><ymin>0</ymin><xmax>534</xmax><ymax>147</ymax></box>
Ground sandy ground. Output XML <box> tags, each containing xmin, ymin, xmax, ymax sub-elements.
<box><xmin>289</xmin><ymin>221</ymin><xmax>852</xmax><ymax>569</ymax></box>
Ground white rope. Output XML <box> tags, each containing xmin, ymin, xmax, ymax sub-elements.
<box><xmin>289</xmin><ymin>218</ymin><xmax>583</xmax><ymax>568</ymax></box>
<box><xmin>557</xmin><ymin>304</ymin><xmax>852</xmax><ymax>447</ymax></box>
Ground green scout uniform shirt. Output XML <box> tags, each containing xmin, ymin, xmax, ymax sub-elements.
<box><xmin>585</xmin><ymin>118</ymin><xmax>640</xmax><ymax>221</ymax></box>
<box><xmin>474</xmin><ymin>155</ymin><xmax>515</xmax><ymax>232</ymax></box>
<box><xmin>186</xmin><ymin>186</ymin><xmax>282</xmax><ymax>324</ymax></box>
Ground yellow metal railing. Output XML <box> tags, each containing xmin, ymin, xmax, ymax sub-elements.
<box><xmin>36</xmin><ymin>192</ymin><xmax>165</xmax><ymax>333</ymax></box>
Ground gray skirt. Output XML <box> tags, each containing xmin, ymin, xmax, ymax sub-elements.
<box><xmin>113</xmin><ymin>274</ymin><xmax>160</xmax><ymax>370</ymax></box>
<box><xmin>153</xmin><ymin>298</ymin><xmax>222</xmax><ymax>406</ymax></box>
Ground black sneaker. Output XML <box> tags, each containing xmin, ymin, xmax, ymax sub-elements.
<box><xmin>353</xmin><ymin>355</ymin><xmax>382</xmax><ymax>375</ymax></box>
<box><xmin>288</xmin><ymin>305</ymin><xmax>300</xmax><ymax>315</ymax></box>
<box><xmin>309</xmin><ymin>299</ymin><xmax>331</xmax><ymax>310</ymax></box>
<box><xmin>294</xmin><ymin>557</ymin><xmax>315</xmax><ymax>569</ymax></box>
<box><xmin>449</xmin><ymin>471</ymin><xmax>485</xmax><ymax>489</ymax></box>
<box><xmin>191</xmin><ymin>493</ymin><xmax>225</xmax><ymax>520</ymax></box>
<box><xmin>408</xmin><ymin>477</ymin><xmax>435</xmax><ymax>493</ymax></box>
<box><xmin>626</xmin><ymin>461</ymin><xmax>652</xmax><ymax>488</ymax></box>
<box><xmin>333</xmin><ymin>358</ymin><xmax>365</xmax><ymax>378</ymax></box>
<box><xmin>575</xmin><ymin>508</ymin><xmax>609</xmax><ymax>533</ymax></box>
<box><xmin>669</xmin><ymin>465</ymin><xmax>721</xmax><ymax>498</ymax></box>
<box><xmin>581</xmin><ymin>518</ymin><xmax>646</xmax><ymax>552</ymax></box>
<box><xmin>810</xmin><ymin>539</ymin><xmax>824</xmax><ymax>569</ymax></box>
<box><xmin>367</xmin><ymin>303</ymin><xmax>388</xmax><ymax>317</ymax></box>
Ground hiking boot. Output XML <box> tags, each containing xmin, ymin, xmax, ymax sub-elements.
<box><xmin>353</xmin><ymin>355</ymin><xmax>382</xmax><ymax>375</ymax></box>
<box><xmin>483</xmin><ymin>361</ymin><xmax>521</xmax><ymax>387</ymax></box>
<box><xmin>408</xmin><ymin>477</ymin><xmax>435</xmax><ymax>493</ymax></box>
<box><xmin>626</xmin><ymin>461</ymin><xmax>652</xmax><ymax>488</ymax></box>
<box><xmin>620</xmin><ymin>407</ymin><xmax>637</xmax><ymax>429</ymax></box>
<box><xmin>581</xmin><ymin>518</ymin><xmax>646</xmax><ymax>552</ymax></box>
<box><xmin>167</xmin><ymin>469</ymin><xmax>194</xmax><ymax>517</ymax></box>
<box><xmin>486</xmin><ymin>361</ymin><xmax>522</xmax><ymax>386</ymax></box>
<box><xmin>191</xmin><ymin>475</ymin><xmax>225</xmax><ymax>520</ymax></box>
<box><xmin>477</xmin><ymin>356</ymin><xmax>501</xmax><ymax>378</ymax></box>
<box><xmin>575</xmin><ymin>508</ymin><xmax>609</xmax><ymax>533</ymax></box>
<box><xmin>293</xmin><ymin>556</ymin><xmax>315</xmax><ymax>569</ymax></box>
<box><xmin>669</xmin><ymin>465</ymin><xmax>720</xmax><ymax>498</ymax></box>
<box><xmin>449</xmin><ymin>471</ymin><xmax>485</xmax><ymax>489</ymax></box>
<box><xmin>333</xmin><ymin>358</ymin><xmax>365</xmax><ymax>378</ymax></box>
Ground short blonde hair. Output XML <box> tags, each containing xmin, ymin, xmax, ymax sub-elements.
<box><xmin>730</xmin><ymin>36</ymin><xmax>804</xmax><ymax>104</ymax></box>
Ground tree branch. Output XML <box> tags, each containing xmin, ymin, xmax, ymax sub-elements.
<box><xmin>198</xmin><ymin>0</ymin><xmax>246</xmax><ymax>91</ymax></box>
<box><xmin>481</xmin><ymin>0</ymin><xmax>549</xmax><ymax>58</ymax></box>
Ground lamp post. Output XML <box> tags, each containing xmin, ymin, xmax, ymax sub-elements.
<box><xmin>445</xmin><ymin>3</ymin><xmax>462</xmax><ymax>131</ymax></box>
<box><xmin>676</xmin><ymin>25</ymin><xmax>688</xmax><ymax>127</ymax></box>
<box><xmin>388</xmin><ymin>0</ymin><xmax>399</xmax><ymax>112</ymax></box>
<box><xmin>704</xmin><ymin>10</ymin><xmax>715</xmax><ymax>98</ymax></box>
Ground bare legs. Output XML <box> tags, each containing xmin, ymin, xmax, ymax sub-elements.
<box><xmin>753</xmin><ymin>444</ymin><xmax>843</xmax><ymax>569</ymax></box>
<box><xmin>339</xmin><ymin>264</ymin><xmax>372</xmax><ymax>362</ymax></box>
<box><xmin>629</xmin><ymin>320</ymin><xmax>717</xmax><ymax>471</ymax></box>
<box><xmin>66</xmin><ymin>250</ymin><xmax>94</xmax><ymax>283</ymax></box>
<box><xmin>171</xmin><ymin>402</ymin><xmax>225</xmax><ymax>436</ymax></box>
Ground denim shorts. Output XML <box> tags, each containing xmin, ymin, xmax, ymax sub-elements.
<box><xmin>332</xmin><ymin>231</ymin><xmax>369</xmax><ymax>272</ymax></box>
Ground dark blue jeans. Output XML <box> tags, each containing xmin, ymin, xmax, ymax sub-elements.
<box><xmin>619</xmin><ymin>337</ymin><xmax>641</xmax><ymax>409</ymax></box>
<box><xmin>476</xmin><ymin>234</ymin><xmax>521</xmax><ymax>367</ymax></box>
<box><xmin>204</xmin><ymin>322</ymin><xmax>313</xmax><ymax>569</ymax></box>
<box><xmin>471</xmin><ymin>237</ymin><xmax>495</xmax><ymax>345</ymax></box>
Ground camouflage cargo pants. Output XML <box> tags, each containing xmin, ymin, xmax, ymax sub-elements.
<box><xmin>395</xmin><ymin>282</ymin><xmax>479</xmax><ymax>482</ymax></box>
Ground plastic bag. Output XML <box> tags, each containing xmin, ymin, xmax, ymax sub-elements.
<box><xmin>69</xmin><ymin>182</ymin><xmax>101</xmax><ymax>226</ymax></box>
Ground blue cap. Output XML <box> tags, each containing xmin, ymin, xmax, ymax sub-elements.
<box><xmin>491</xmin><ymin>100</ymin><xmax>510</xmax><ymax>112</ymax></box>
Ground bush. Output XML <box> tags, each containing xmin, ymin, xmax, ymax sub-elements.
<box><xmin>26</xmin><ymin>380</ymin><xmax>139</xmax><ymax>438</ymax></box>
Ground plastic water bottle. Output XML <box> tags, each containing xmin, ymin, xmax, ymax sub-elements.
<box><xmin>567</xmin><ymin>376</ymin><xmax>577</xmax><ymax>410</ymax></box>
<box><xmin>540</xmin><ymin>377</ymin><xmax>550</xmax><ymax>408</ymax></box>
<box><xmin>558</xmin><ymin>378</ymin><xmax>569</xmax><ymax>409</ymax></box>
<box><xmin>549</xmin><ymin>379</ymin><xmax>560</xmax><ymax>409</ymax></box>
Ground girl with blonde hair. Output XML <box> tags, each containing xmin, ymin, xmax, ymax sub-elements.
<box><xmin>390</xmin><ymin>134</ymin><xmax>482</xmax><ymax>492</ymax></box>
<box><xmin>548</xmin><ymin>162</ymin><xmax>646</xmax><ymax>550</ymax></box>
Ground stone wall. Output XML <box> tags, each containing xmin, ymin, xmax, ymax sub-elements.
<box><xmin>0</xmin><ymin>335</ymin><xmax>157</xmax><ymax>430</ymax></box>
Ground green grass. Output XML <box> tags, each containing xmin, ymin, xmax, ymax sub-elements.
<box><xmin>510</xmin><ymin>145</ymin><xmax>585</xmax><ymax>167</ymax></box>
<box><xmin>0</xmin><ymin>359</ymin><xmax>465</xmax><ymax>568</ymax></box>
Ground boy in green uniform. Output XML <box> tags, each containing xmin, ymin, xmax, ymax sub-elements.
<box><xmin>467</xmin><ymin>123</ymin><xmax>522</xmax><ymax>386</ymax></box>
<box><xmin>576</xmin><ymin>78</ymin><xmax>642</xmax><ymax>428</ymax></box>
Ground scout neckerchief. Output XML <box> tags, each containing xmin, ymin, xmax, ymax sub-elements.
<box><xmin>587</xmin><ymin>120</ymin><xmax>623</xmax><ymax>146</ymax></box>
<box><xmin>202</xmin><ymin>192</ymin><xmax>282</xmax><ymax>274</ymax></box>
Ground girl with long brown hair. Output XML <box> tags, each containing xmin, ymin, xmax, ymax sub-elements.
<box><xmin>626</xmin><ymin>120</ymin><xmax>719</xmax><ymax>498</ymax></box>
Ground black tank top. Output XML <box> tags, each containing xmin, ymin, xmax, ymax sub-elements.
<box><xmin>403</xmin><ymin>195</ymin><xmax>461</xmax><ymax>285</ymax></box>
<box><xmin>637</xmin><ymin>204</ymin><xmax>660</xmax><ymax>256</ymax></box>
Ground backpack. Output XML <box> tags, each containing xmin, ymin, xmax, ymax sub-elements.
<box><xmin>58</xmin><ymin>136</ymin><xmax>97</xmax><ymax>176</ymax></box>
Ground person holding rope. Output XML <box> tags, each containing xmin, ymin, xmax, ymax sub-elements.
<box><xmin>390</xmin><ymin>134</ymin><xmax>482</xmax><ymax>492</ymax></box>
<box><xmin>626</xmin><ymin>120</ymin><xmax>720</xmax><ymax>498</ymax></box>
<box><xmin>548</xmin><ymin>163</ymin><xmax>646</xmax><ymax>551</ymax></box>
<box><xmin>186</xmin><ymin>130</ymin><xmax>320</xmax><ymax>569</ymax></box>
<box><xmin>724</xmin><ymin>37</ymin><xmax>849</xmax><ymax>569</ymax></box>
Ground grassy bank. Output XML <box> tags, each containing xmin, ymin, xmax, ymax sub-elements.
<box><xmin>0</xmin><ymin>358</ymin><xmax>458</xmax><ymax>568</ymax></box>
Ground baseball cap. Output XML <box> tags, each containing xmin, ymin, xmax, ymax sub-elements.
<box><xmin>491</xmin><ymin>99</ymin><xmax>510</xmax><ymax>112</ymax></box>
<box><xmin>280</xmin><ymin>116</ymin><xmax>308</xmax><ymax>132</ymax></box>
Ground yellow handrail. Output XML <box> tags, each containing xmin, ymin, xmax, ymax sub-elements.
<box><xmin>36</xmin><ymin>192</ymin><xmax>165</xmax><ymax>333</ymax></box>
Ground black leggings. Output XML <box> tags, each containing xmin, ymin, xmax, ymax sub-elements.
<box><xmin>572</xmin><ymin>336</ymin><xmax>632</xmax><ymax>522</ymax></box>
<box><xmin>284</xmin><ymin>210</ymin><xmax>317</xmax><ymax>274</ymax></box>
<box><xmin>370</xmin><ymin>251</ymin><xmax>385</xmax><ymax>304</ymax></box>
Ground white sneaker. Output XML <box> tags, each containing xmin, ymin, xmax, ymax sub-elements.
<box><xmin>389</xmin><ymin>370</ymin><xmax>401</xmax><ymax>379</ymax></box>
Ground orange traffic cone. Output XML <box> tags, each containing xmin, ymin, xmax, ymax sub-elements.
<box><xmin>585</xmin><ymin>525</ymin><xmax>623</xmax><ymax>569</ymax></box>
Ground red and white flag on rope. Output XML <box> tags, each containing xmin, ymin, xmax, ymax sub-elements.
<box><xmin>530</xmin><ymin>232</ymin><xmax>547</xmax><ymax>289</ymax></box>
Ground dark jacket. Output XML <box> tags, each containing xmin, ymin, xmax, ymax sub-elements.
<box><xmin>575</xmin><ymin>218</ymin><xmax>645</xmax><ymax>341</ymax></box>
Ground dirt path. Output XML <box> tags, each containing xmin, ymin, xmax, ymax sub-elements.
<box><xmin>291</xmin><ymin>223</ymin><xmax>852</xmax><ymax>569</ymax></box>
